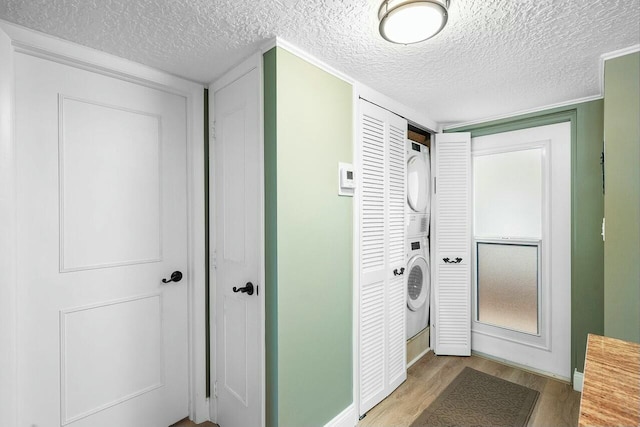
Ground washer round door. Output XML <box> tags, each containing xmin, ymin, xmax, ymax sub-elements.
<box><xmin>407</xmin><ymin>155</ymin><xmax>429</xmax><ymax>213</ymax></box>
<box><xmin>406</xmin><ymin>255</ymin><xmax>430</xmax><ymax>311</ymax></box>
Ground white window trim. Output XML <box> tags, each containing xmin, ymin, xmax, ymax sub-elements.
<box><xmin>471</xmin><ymin>140</ymin><xmax>552</xmax><ymax>351</ymax></box>
<box><xmin>473</xmin><ymin>239</ymin><xmax>543</xmax><ymax>339</ymax></box>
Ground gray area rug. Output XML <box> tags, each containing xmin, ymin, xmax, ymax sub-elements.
<box><xmin>411</xmin><ymin>367</ymin><xmax>540</xmax><ymax>427</ymax></box>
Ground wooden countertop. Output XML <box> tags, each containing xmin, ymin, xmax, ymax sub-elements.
<box><xmin>578</xmin><ymin>334</ymin><xmax>640</xmax><ymax>427</ymax></box>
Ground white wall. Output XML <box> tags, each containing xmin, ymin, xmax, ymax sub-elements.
<box><xmin>0</xmin><ymin>27</ymin><xmax>17</xmax><ymax>427</ymax></box>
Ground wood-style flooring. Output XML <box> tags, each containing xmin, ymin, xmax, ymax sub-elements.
<box><xmin>171</xmin><ymin>352</ymin><xmax>579</xmax><ymax>427</ymax></box>
<box><xmin>358</xmin><ymin>351</ymin><xmax>581</xmax><ymax>427</ymax></box>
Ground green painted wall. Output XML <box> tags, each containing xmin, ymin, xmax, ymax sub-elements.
<box><xmin>573</xmin><ymin>101</ymin><xmax>606</xmax><ymax>369</ymax></box>
<box><xmin>264</xmin><ymin>48</ymin><xmax>279</xmax><ymax>427</ymax></box>
<box><xmin>603</xmin><ymin>52</ymin><xmax>640</xmax><ymax>343</ymax></box>
<box><xmin>448</xmin><ymin>99</ymin><xmax>605</xmax><ymax>373</ymax></box>
<box><xmin>264</xmin><ymin>47</ymin><xmax>354</xmax><ymax>427</ymax></box>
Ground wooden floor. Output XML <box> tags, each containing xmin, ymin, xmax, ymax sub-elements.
<box><xmin>171</xmin><ymin>352</ymin><xmax>579</xmax><ymax>427</ymax></box>
<box><xmin>358</xmin><ymin>352</ymin><xmax>581</xmax><ymax>427</ymax></box>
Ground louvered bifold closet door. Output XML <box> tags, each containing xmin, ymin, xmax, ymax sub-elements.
<box><xmin>358</xmin><ymin>100</ymin><xmax>407</xmax><ymax>416</ymax></box>
<box><xmin>359</xmin><ymin>102</ymin><xmax>387</xmax><ymax>414</ymax></box>
<box><xmin>386</xmin><ymin>116</ymin><xmax>407</xmax><ymax>390</ymax></box>
<box><xmin>433</xmin><ymin>132</ymin><xmax>472</xmax><ymax>356</ymax></box>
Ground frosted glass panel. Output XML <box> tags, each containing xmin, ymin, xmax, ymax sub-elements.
<box><xmin>474</xmin><ymin>149</ymin><xmax>542</xmax><ymax>238</ymax></box>
<box><xmin>477</xmin><ymin>243</ymin><xmax>538</xmax><ymax>334</ymax></box>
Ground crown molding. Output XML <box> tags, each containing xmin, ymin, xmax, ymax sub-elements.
<box><xmin>443</xmin><ymin>94</ymin><xmax>603</xmax><ymax>130</ymax></box>
<box><xmin>598</xmin><ymin>44</ymin><xmax>640</xmax><ymax>94</ymax></box>
<box><xmin>262</xmin><ymin>37</ymin><xmax>356</xmax><ymax>85</ymax></box>
<box><xmin>0</xmin><ymin>19</ymin><xmax>205</xmax><ymax>95</ymax></box>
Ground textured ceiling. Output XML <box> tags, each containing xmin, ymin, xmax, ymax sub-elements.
<box><xmin>1</xmin><ymin>0</ymin><xmax>639</xmax><ymax>125</ymax></box>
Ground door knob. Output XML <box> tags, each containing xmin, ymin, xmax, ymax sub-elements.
<box><xmin>233</xmin><ymin>282</ymin><xmax>254</xmax><ymax>295</ymax></box>
<box><xmin>162</xmin><ymin>271</ymin><xmax>183</xmax><ymax>283</ymax></box>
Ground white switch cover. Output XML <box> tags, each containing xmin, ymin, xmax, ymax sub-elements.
<box><xmin>338</xmin><ymin>162</ymin><xmax>355</xmax><ymax>196</ymax></box>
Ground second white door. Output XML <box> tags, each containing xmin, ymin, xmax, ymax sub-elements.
<box><xmin>213</xmin><ymin>66</ymin><xmax>262</xmax><ymax>427</ymax></box>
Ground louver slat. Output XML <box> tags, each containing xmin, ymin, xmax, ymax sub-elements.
<box><xmin>360</xmin><ymin>114</ymin><xmax>385</xmax><ymax>273</ymax></box>
<box><xmin>387</xmin><ymin>124</ymin><xmax>405</xmax><ymax>268</ymax></box>
<box><xmin>387</xmin><ymin>275</ymin><xmax>405</xmax><ymax>385</ymax></box>
<box><xmin>359</xmin><ymin>280</ymin><xmax>385</xmax><ymax>402</ymax></box>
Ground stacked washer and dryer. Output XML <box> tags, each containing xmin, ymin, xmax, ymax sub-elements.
<box><xmin>405</xmin><ymin>139</ymin><xmax>431</xmax><ymax>340</ymax></box>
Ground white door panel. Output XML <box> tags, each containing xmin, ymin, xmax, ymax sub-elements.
<box><xmin>59</xmin><ymin>96</ymin><xmax>162</xmax><ymax>271</ymax></box>
<box><xmin>386</xmin><ymin>119</ymin><xmax>407</xmax><ymax>389</ymax></box>
<box><xmin>471</xmin><ymin>122</ymin><xmax>571</xmax><ymax>380</ymax></box>
<box><xmin>15</xmin><ymin>53</ymin><xmax>189</xmax><ymax>426</ymax></box>
<box><xmin>432</xmin><ymin>132</ymin><xmax>472</xmax><ymax>356</ymax></box>
<box><xmin>213</xmin><ymin>67</ymin><xmax>261</xmax><ymax>427</ymax></box>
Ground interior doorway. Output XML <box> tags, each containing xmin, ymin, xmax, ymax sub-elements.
<box><xmin>13</xmin><ymin>46</ymin><xmax>199</xmax><ymax>427</ymax></box>
<box><xmin>210</xmin><ymin>58</ymin><xmax>264</xmax><ymax>427</ymax></box>
<box><xmin>470</xmin><ymin>122</ymin><xmax>571</xmax><ymax>380</ymax></box>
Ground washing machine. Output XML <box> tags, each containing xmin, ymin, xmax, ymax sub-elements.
<box><xmin>406</xmin><ymin>140</ymin><xmax>431</xmax><ymax>237</ymax></box>
<box><xmin>405</xmin><ymin>235</ymin><xmax>430</xmax><ymax>339</ymax></box>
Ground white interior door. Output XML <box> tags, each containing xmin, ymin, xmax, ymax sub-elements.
<box><xmin>15</xmin><ymin>53</ymin><xmax>190</xmax><ymax>426</ymax></box>
<box><xmin>470</xmin><ymin>122</ymin><xmax>571</xmax><ymax>380</ymax></box>
<box><xmin>213</xmin><ymin>67</ymin><xmax>262</xmax><ymax>427</ymax></box>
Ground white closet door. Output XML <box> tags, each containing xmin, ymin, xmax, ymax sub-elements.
<box><xmin>359</xmin><ymin>102</ymin><xmax>388</xmax><ymax>414</ymax></box>
<box><xmin>386</xmin><ymin>117</ymin><xmax>407</xmax><ymax>390</ymax></box>
<box><xmin>358</xmin><ymin>101</ymin><xmax>406</xmax><ymax>415</ymax></box>
<box><xmin>433</xmin><ymin>132</ymin><xmax>472</xmax><ymax>356</ymax></box>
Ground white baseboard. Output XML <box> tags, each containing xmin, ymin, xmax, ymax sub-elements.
<box><xmin>573</xmin><ymin>369</ymin><xmax>584</xmax><ymax>392</ymax></box>
<box><xmin>408</xmin><ymin>347</ymin><xmax>431</xmax><ymax>368</ymax></box>
<box><xmin>324</xmin><ymin>403</ymin><xmax>357</xmax><ymax>427</ymax></box>
<box><xmin>472</xmin><ymin>351</ymin><xmax>571</xmax><ymax>383</ymax></box>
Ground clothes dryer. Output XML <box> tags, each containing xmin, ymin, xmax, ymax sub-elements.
<box><xmin>406</xmin><ymin>140</ymin><xmax>431</xmax><ymax>237</ymax></box>
<box><xmin>406</xmin><ymin>236</ymin><xmax>430</xmax><ymax>339</ymax></box>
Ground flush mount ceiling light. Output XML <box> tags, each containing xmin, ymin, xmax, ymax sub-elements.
<box><xmin>378</xmin><ymin>0</ymin><xmax>449</xmax><ymax>45</ymax></box>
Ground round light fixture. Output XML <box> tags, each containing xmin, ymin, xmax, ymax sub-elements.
<box><xmin>378</xmin><ymin>0</ymin><xmax>449</xmax><ymax>45</ymax></box>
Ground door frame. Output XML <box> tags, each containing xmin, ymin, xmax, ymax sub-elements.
<box><xmin>469</xmin><ymin>123</ymin><xmax>572</xmax><ymax>380</ymax></box>
<box><xmin>444</xmin><ymin>108</ymin><xmax>590</xmax><ymax>380</ymax></box>
<box><xmin>351</xmin><ymin>83</ymin><xmax>439</xmax><ymax>419</ymax></box>
<box><xmin>208</xmin><ymin>52</ymin><xmax>266</xmax><ymax>426</ymax></box>
<box><xmin>0</xmin><ymin>20</ymin><xmax>209</xmax><ymax>424</ymax></box>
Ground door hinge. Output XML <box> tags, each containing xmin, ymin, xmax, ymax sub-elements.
<box><xmin>211</xmin><ymin>250</ymin><xmax>217</xmax><ymax>270</ymax></box>
<box><xmin>434</xmin><ymin>176</ymin><xmax>437</xmax><ymax>194</ymax></box>
<box><xmin>213</xmin><ymin>380</ymin><xmax>218</xmax><ymax>398</ymax></box>
<box><xmin>600</xmin><ymin>150</ymin><xmax>605</xmax><ymax>194</ymax></box>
